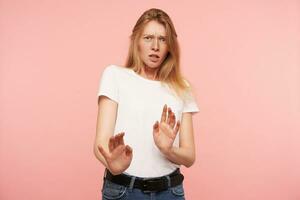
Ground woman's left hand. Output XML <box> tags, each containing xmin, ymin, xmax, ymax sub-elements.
<box><xmin>152</xmin><ymin>104</ymin><xmax>180</xmax><ymax>155</ymax></box>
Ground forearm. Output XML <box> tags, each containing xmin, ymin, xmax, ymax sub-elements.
<box><xmin>162</xmin><ymin>146</ymin><xmax>195</xmax><ymax>168</ymax></box>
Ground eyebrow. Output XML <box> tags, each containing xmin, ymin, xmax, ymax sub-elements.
<box><xmin>143</xmin><ymin>34</ymin><xmax>166</xmax><ymax>38</ymax></box>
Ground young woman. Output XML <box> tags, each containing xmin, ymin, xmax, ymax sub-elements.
<box><xmin>94</xmin><ymin>8</ymin><xmax>199</xmax><ymax>200</ymax></box>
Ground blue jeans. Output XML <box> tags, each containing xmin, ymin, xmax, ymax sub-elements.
<box><xmin>101</xmin><ymin>172</ymin><xmax>186</xmax><ymax>200</ymax></box>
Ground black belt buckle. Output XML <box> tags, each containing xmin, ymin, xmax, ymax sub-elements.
<box><xmin>141</xmin><ymin>178</ymin><xmax>167</xmax><ymax>193</ymax></box>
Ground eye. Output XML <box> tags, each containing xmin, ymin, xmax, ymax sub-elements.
<box><xmin>144</xmin><ymin>36</ymin><xmax>151</xmax><ymax>40</ymax></box>
<box><xmin>160</xmin><ymin>38</ymin><xmax>166</xmax><ymax>42</ymax></box>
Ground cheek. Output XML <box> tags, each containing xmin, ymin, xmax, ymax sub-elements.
<box><xmin>161</xmin><ymin>45</ymin><xmax>168</xmax><ymax>54</ymax></box>
<box><xmin>138</xmin><ymin>43</ymin><xmax>148</xmax><ymax>55</ymax></box>
<box><xmin>162</xmin><ymin>48</ymin><xmax>169</xmax><ymax>59</ymax></box>
<box><xmin>138</xmin><ymin>46</ymin><xmax>144</xmax><ymax>58</ymax></box>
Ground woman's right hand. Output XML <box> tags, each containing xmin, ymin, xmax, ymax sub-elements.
<box><xmin>97</xmin><ymin>132</ymin><xmax>133</xmax><ymax>175</ymax></box>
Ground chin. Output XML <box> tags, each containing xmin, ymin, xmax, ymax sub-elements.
<box><xmin>146</xmin><ymin>62</ymin><xmax>161</xmax><ymax>69</ymax></box>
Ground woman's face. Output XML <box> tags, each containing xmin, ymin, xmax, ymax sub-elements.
<box><xmin>138</xmin><ymin>20</ymin><xmax>169</xmax><ymax>69</ymax></box>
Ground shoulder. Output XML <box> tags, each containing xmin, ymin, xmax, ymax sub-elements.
<box><xmin>103</xmin><ymin>64</ymin><xmax>130</xmax><ymax>75</ymax></box>
<box><xmin>100</xmin><ymin>65</ymin><xmax>121</xmax><ymax>80</ymax></box>
<box><xmin>103</xmin><ymin>64</ymin><xmax>117</xmax><ymax>73</ymax></box>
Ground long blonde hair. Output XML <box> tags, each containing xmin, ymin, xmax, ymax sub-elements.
<box><xmin>124</xmin><ymin>8</ymin><xmax>194</xmax><ymax>102</ymax></box>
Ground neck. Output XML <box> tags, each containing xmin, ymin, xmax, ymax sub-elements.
<box><xmin>141</xmin><ymin>65</ymin><xmax>159</xmax><ymax>80</ymax></box>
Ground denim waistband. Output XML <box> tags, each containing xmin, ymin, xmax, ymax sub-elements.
<box><xmin>104</xmin><ymin>168</ymin><xmax>181</xmax><ymax>190</ymax></box>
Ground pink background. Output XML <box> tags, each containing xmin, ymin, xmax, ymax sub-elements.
<box><xmin>1</xmin><ymin>1</ymin><xmax>300</xmax><ymax>199</ymax></box>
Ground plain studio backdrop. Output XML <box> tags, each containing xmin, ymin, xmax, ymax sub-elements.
<box><xmin>0</xmin><ymin>1</ymin><xmax>299</xmax><ymax>200</ymax></box>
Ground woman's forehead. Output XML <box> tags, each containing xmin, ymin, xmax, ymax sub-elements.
<box><xmin>142</xmin><ymin>21</ymin><xmax>166</xmax><ymax>37</ymax></box>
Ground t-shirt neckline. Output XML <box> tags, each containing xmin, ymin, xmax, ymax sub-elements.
<box><xmin>129</xmin><ymin>68</ymin><xmax>162</xmax><ymax>84</ymax></box>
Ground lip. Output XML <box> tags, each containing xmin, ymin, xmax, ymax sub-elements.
<box><xmin>149</xmin><ymin>54</ymin><xmax>160</xmax><ymax>58</ymax></box>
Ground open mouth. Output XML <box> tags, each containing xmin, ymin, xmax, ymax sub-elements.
<box><xmin>149</xmin><ymin>54</ymin><xmax>160</xmax><ymax>58</ymax></box>
<box><xmin>149</xmin><ymin>54</ymin><xmax>160</xmax><ymax>62</ymax></box>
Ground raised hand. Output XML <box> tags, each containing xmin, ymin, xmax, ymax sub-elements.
<box><xmin>152</xmin><ymin>104</ymin><xmax>180</xmax><ymax>155</ymax></box>
<box><xmin>97</xmin><ymin>132</ymin><xmax>133</xmax><ymax>175</ymax></box>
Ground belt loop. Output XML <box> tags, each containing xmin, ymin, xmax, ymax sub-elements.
<box><xmin>129</xmin><ymin>176</ymin><xmax>136</xmax><ymax>192</ymax></box>
<box><xmin>103</xmin><ymin>168</ymin><xmax>107</xmax><ymax>181</ymax></box>
<box><xmin>104</xmin><ymin>168</ymin><xmax>108</xmax><ymax>178</ymax></box>
<box><xmin>165</xmin><ymin>175</ymin><xmax>171</xmax><ymax>187</ymax></box>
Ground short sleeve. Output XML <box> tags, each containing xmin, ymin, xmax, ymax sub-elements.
<box><xmin>97</xmin><ymin>65</ymin><xmax>119</xmax><ymax>103</ymax></box>
<box><xmin>182</xmin><ymin>90</ymin><xmax>200</xmax><ymax>115</ymax></box>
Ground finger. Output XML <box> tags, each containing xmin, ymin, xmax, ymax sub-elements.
<box><xmin>169</xmin><ymin>111</ymin><xmax>176</xmax><ymax>128</ymax></box>
<box><xmin>160</xmin><ymin>104</ymin><xmax>168</xmax><ymax>123</ymax></box>
<box><xmin>153</xmin><ymin>121</ymin><xmax>159</xmax><ymax>131</ymax></box>
<box><xmin>118</xmin><ymin>132</ymin><xmax>125</xmax><ymax>145</ymax></box>
<box><xmin>113</xmin><ymin>144</ymin><xmax>126</xmax><ymax>155</ymax></box>
<box><xmin>153</xmin><ymin>121</ymin><xmax>160</xmax><ymax>139</ymax></box>
<box><xmin>173</xmin><ymin>120</ymin><xmax>180</xmax><ymax>137</ymax></box>
<box><xmin>166</xmin><ymin>108</ymin><xmax>172</xmax><ymax>124</ymax></box>
<box><xmin>108</xmin><ymin>137</ymin><xmax>115</xmax><ymax>152</ymax></box>
<box><xmin>113</xmin><ymin>134</ymin><xmax>119</xmax><ymax>148</ymax></box>
<box><xmin>160</xmin><ymin>122</ymin><xmax>174</xmax><ymax>139</ymax></box>
<box><xmin>98</xmin><ymin>145</ymin><xmax>109</xmax><ymax>160</ymax></box>
<box><xmin>125</xmin><ymin>145</ymin><xmax>133</xmax><ymax>157</ymax></box>
<box><xmin>114</xmin><ymin>132</ymin><xmax>123</xmax><ymax>146</ymax></box>
<box><xmin>115</xmin><ymin>134</ymin><xmax>119</xmax><ymax>147</ymax></box>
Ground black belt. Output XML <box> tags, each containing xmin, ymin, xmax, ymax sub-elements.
<box><xmin>104</xmin><ymin>168</ymin><xmax>184</xmax><ymax>193</ymax></box>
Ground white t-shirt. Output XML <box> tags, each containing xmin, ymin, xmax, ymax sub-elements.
<box><xmin>97</xmin><ymin>64</ymin><xmax>200</xmax><ymax>178</ymax></box>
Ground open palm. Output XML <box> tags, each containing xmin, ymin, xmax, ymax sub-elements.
<box><xmin>153</xmin><ymin>104</ymin><xmax>180</xmax><ymax>154</ymax></box>
<box><xmin>98</xmin><ymin>132</ymin><xmax>133</xmax><ymax>175</ymax></box>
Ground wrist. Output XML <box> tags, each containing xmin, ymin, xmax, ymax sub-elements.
<box><xmin>161</xmin><ymin>146</ymin><xmax>174</xmax><ymax>156</ymax></box>
<box><xmin>107</xmin><ymin>167</ymin><xmax>122</xmax><ymax>176</ymax></box>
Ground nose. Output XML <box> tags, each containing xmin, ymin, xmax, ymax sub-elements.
<box><xmin>151</xmin><ymin>39</ymin><xmax>159</xmax><ymax>51</ymax></box>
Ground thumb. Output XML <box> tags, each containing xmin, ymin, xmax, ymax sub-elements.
<box><xmin>153</xmin><ymin>121</ymin><xmax>159</xmax><ymax>131</ymax></box>
<box><xmin>98</xmin><ymin>145</ymin><xmax>109</xmax><ymax>159</ymax></box>
<box><xmin>125</xmin><ymin>145</ymin><xmax>133</xmax><ymax>156</ymax></box>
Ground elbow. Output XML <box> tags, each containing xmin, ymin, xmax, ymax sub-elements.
<box><xmin>184</xmin><ymin>156</ymin><xmax>195</xmax><ymax>168</ymax></box>
<box><xmin>186</xmin><ymin>148</ymin><xmax>196</xmax><ymax>168</ymax></box>
<box><xmin>185</xmin><ymin>160</ymin><xmax>195</xmax><ymax>168</ymax></box>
